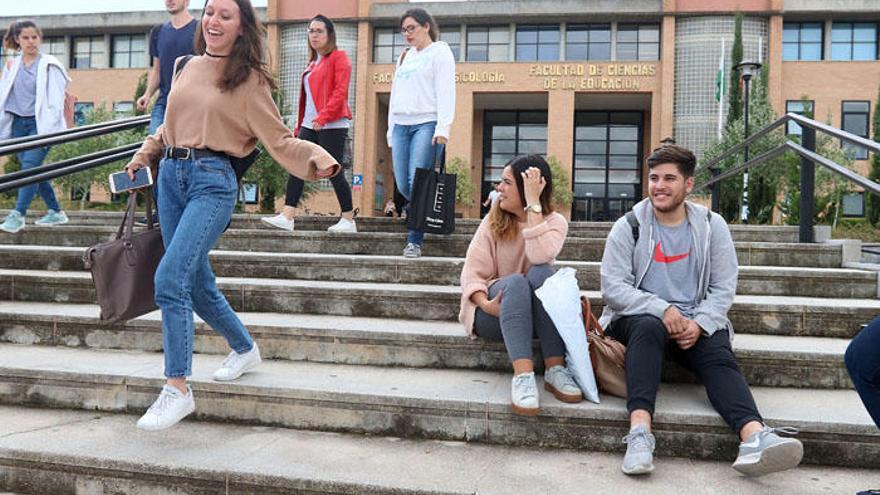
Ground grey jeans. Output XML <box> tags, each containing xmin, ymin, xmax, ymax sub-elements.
<box><xmin>474</xmin><ymin>264</ymin><xmax>566</xmax><ymax>362</ymax></box>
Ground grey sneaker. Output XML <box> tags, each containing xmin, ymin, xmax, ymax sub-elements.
<box><xmin>35</xmin><ymin>209</ymin><xmax>69</xmax><ymax>226</ymax></box>
<box><xmin>544</xmin><ymin>365</ymin><xmax>583</xmax><ymax>403</ymax></box>
<box><xmin>0</xmin><ymin>211</ymin><xmax>24</xmax><ymax>233</ymax></box>
<box><xmin>622</xmin><ymin>424</ymin><xmax>655</xmax><ymax>475</ymax></box>
<box><xmin>511</xmin><ymin>371</ymin><xmax>539</xmax><ymax>416</ymax></box>
<box><xmin>402</xmin><ymin>242</ymin><xmax>421</xmax><ymax>258</ymax></box>
<box><xmin>732</xmin><ymin>426</ymin><xmax>803</xmax><ymax>477</ymax></box>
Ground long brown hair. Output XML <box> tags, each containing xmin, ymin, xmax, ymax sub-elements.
<box><xmin>194</xmin><ymin>0</ymin><xmax>276</xmax><ymax>92</ymax></box>
<box><xmin>307</xmin><ymin>15</ymin><xmax>337</xmax><ymax>63</ymax></box>
<box><xmin>3</xmin><ymin>20</ymin><xmax>40</xmax><ymax>51</ymax></box>
<box><xmin>489</xmin><ymin>155</ymin><xmax>555</xmax><ymax>241</ymax></box>
<box><xmin>399</xmin><ymin>8</ymin><xmax>439</xmax><ymax>42</ymax></box>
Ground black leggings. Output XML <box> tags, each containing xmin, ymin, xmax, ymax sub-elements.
<box><xmin>285</xmin><ymin>127</ymin><xmax>352</xmax><ymax>212</ymax></box>
<box><xmin>606</xmin><ymin>314</ymin><xmax>762</xmax><ymax>435</ymax></box>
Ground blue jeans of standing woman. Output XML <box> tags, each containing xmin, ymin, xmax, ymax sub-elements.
<box><xmin>154</xmin><ymin>153</ymin><xmax>254</xmax><ymax>378</ymax></box>
<box><xmin>391</xmin><ymin>121</ymin><xmax>439</xmax><ymax>246</ymax></box>
<box><xmin>846</xmin><ymin>316</ymin><xmax>880</xmax><ymax>428</ymax></box>
<box><xmin>11</xmin><ymin>115</ymin><xmax>60</xmax><ymax>215</ymax></box>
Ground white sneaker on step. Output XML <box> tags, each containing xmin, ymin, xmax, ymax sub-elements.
<box><xmin>327</xmin><ymin>217</ymin><xmax>357</xmax><ymax>233</ymax></box>
<box><xmin>136</xmin><ymin>384</ymin><xmax>195</xmax><ymax>431</ymax></box>
<box><xmin>213</xmin><ymin>342</ymin><xmax>262</xmax><ymax>381</ymax></box>
<box><xmin>261</xmin><ymin>213</ymin><xmax>294</xmax><ymax>231</ymax></box>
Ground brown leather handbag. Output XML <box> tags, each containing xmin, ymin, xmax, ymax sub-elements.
<box><xmin>83</xmin><ymin>190</ymin><xmax>164</xmax><ymax>323</ymax></box>
<box><xmin>581</xmin><ymin>296</ymin><xmax>627</xmax><ymax>398</ymax></box>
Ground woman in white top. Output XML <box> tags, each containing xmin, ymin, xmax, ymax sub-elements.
<box><xmin>0</xmin><ymin>20</ymin><xmax>71</xmax><ymax>233</ymax></box>
<box><xmin>386</xmin><ymin>8</ymin><xmax>455</xmax><ymax>258</ymax></box>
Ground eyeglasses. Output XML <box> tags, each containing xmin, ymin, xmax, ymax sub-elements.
<box><xmin>308</xmin><ymin>29</ymin><xmax>326</xmax><ymax>35</ymax></box>
<box><xmin>400</xmin><ymin>25</ymin><xmax>420</xmax><ymax>35</ymax></box>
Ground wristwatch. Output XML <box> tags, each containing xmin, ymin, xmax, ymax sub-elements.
<box><xmin>524</xmin><ymin>203</ymin><xmax>543</xmax><ymax>214</ymax></box>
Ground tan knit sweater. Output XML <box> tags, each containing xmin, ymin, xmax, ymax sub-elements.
<box><xmin>129</xmin><ymin>55</ymin><xmax>338</xmax><ymax>180</ymax></box>
<box><xmin>459</xmin><ymin>212</ymin><xmax>569</xmax><ymax>337</ymax></box>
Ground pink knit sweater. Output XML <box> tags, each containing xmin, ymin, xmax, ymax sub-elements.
<box><xmin>458</xmin><ymin>212</ymin><xmax>569</xmax><ymax>337</ymax></box>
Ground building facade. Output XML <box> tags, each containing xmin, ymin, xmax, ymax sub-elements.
<box><xmin>3</xmin><ymin>1</ymin><xmax>878</xmax><ymax>221</ymax></box>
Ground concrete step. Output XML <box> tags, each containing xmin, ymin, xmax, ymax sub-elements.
<box><xmin>0</xmin><ymin>405</ymin><xmax>874</xmax><ymax>495</ymax></box>
<box><xmin>0</xmin><ymin>302</ymin><xmax>853</xmax><ymax>390</ymax></box>
<box><xmin>0</xmin><ymin>225</ymin><xmax>851</xmax><ymax>267</ymax></box>
<box><xmin>2</xmin><ymin>270</ymin><xmax>877</xmax><ymax>338</ymax></box>
<box><xmin>0</xmin><ymin>344</ymin><xmax>874</xmax><ymax>468</ymax></box>
<box><xmin>6</xmin><ymin>209</ymin><xmax>827</xmax><ymax>242</ymax></box>
<box><xmin>1</xmin><ymin>245</ymin><xmax>876</xmax><ymax>299</ymax></box>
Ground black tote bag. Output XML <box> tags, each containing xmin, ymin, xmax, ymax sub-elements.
<box><xmin>406</xmin><ymin>144</ymin><xmax>456</xmax><ymax>235</ymax></box>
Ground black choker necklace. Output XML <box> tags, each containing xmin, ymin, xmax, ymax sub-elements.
<box><xmin>205</xmin><ymin>51</ymin><xmax>229</xmax><ymax>58</ymax></box>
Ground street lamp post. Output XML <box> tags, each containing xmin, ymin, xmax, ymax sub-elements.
<box><xmin>734</xmin><ymin>60</ymin><xmax>762</xmax><ymax>223</ymax></box>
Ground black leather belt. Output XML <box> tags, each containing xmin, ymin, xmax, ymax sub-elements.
<box><xmin>163</xmin><ymin>146</ymin><xmax>226</xmax><ymax>161</ymax></box>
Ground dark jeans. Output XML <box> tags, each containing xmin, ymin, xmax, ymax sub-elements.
<box><xmin>606</xmin><ymin>314</ymin><xmax>762</xmax><ymax>435</ymax></box>
<box><xmin>846</xmin><ymin>316</ymin><xmax>880</xmax><ymax>428</ymax></box>
<box><xmin>473</xmin><ymin>264</ymin><xmax>566</xmax><ymax>363</ymax></box>
<box><xmin>10</xmin><ymin>114</ymin><xmax>59</xmax><ymax>215</ymax></box>
<box><xmin>285</xmin><ymin>127</ymin><xmax>352</xmax><ymax>213</ymax></box>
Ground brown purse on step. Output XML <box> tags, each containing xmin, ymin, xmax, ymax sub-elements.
<box><xmin>83</xmin><ymin>190</ymin><xmax>164</xmax><ymax>323</ymax></box>
<box><xmin>581</xmin><ymin>296</ymin><xmax>627</xmax><ymax>398</ymax></box>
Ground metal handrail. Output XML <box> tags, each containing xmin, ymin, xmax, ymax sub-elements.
<box><xmin>0</xmin><ymin>148</ymin><xmax>137</xmax><ymax>194</ymax></box>
<box><xmin>0</xmin><ymin>142</ymin><xmax>142</xmax><ymax>185</ymax></box>
<box><xmin>0</xmin><ymin>115</ymin><xmax>149</xmax><ymax>156</ymax></box>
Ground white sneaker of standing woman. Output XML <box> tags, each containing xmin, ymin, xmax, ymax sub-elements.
<box><xmin>136</xmin><ymin>384</ymin><xmax>195</xmax><ymax>431</ymax></box>
<box><xmin>213</xmin><ymin>342</ymin><xmax>262</xmax><ymax>381</ymax></box>
<box><xmin>327</xmin><ymin>217</ymin><xmax>357</xmax><ymax>233</ymax></box>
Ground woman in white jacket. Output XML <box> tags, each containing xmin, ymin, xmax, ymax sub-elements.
<box><xmin>0</xmin><ymin>20</ymin><xmax>70</xmax><ymax>234</ymax></box>
<box><xmin>387</xmin><ymin>8</ymin><xmax>455</xmax><ymax>258</ymax></box>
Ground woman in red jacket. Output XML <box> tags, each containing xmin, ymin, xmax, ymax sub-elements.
<box><xmin>262</xmin><ymin>14</ymin><xmax>355</xmax><ymax>232</ymax></box>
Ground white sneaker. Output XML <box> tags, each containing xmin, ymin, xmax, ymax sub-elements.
<box><xmin>136</xmin><ymin>384</ymin><xmax>195</xmax><ymax>431</ymax></box>
<box><xmin>327</xmin><ymin>217</ymin><xmax>357</xmax><ymax>233</ymax></box>
<box><xmin>261</xmin><ymin>213</ymin><xmax>294</xmax><ymax>231</ymax></box>
<box><xmin>213</xmin><ymin>342</ymin><xmax>261</xmax><ymax>381</ymax></box>
<box><xmin>544</xmin><ymin>365</ymin><xmax>583</xmax><ymax>403</ymax></box>
<box><xmin>511</xmin><ymin>371</ymin><xmax>539</xmax><ymax>416</ymax></box>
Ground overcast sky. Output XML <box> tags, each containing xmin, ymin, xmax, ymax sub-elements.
<box><xmin>0</xmin><ymin>0</ymin><xmax>268</xmax><ymax>17</ymax></box>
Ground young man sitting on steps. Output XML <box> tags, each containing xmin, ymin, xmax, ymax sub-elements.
<box><xmin>599</xmin><ymin>144</ymin><xmax>803</xmax><ymax>477</ymax></box>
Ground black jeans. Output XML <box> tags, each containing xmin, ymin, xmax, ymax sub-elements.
<box><xmin>606</xmin><ymin>314</ymin><xmax>762</xmax><ymax>435</ymax></box>
<box><xmin>845</xmin><ymin>315</ymin><xmax>880</xmax><ymax>428</ymax></box>
<box><xmin>285</xmin><ymin>127</ymin><xmax>352</xmax><ymax>213</ymax></box>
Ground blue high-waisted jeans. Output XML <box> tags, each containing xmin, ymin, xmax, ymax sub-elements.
<box><xmin>391</xmin><ymin>121</ymin><xmax>440</xmax><ymax>246</ymax></box>
<box><xmin>154</xmin><ymin>153</ymin><xmax>254</xmax><ymax>378</ymax></box>
<box><xmin>11</xmin><ymin>114</ymin><xmax>60</xmax><ymax>215</ymax></box>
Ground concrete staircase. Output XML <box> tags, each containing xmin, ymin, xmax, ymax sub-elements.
<box><xmin>0</xmin><ymin>211</ymin><xmax>877</xmax><ymax>494</ymax></box>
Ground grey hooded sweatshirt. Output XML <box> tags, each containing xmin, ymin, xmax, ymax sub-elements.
<box><xmin>598</xmin><ymin>198</ymin><xmax>738</xmax><ymax>339</ymax></box>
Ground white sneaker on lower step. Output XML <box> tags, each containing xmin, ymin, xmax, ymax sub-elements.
<box><xmin>261</xmin><ymin>213</ymin><xmax>294</xmax><ymax>231</ymax></box>
<box><xmin>327</xmin><ymin>217</ymin><xmax>356</xmax><ymax>233</ymax></box>
<box><xmin>213</xmin><ymin>342</ymin><xmax>262</xmax><ymax>381</ymax></box>
<box><xmin>136</xmin><ymin>384</ymin><xmax>195</xmax><ymax>431</ymax></box>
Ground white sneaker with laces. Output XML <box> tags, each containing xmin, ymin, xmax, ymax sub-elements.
<box><xmin>136</xmin><ymin>384</ymin><xmax>195</xmax><ymax>431</ymax></box>
<box><xmin>511</xmin><ymin>371</ymin><xmax>539</xmax><ymax>416</ymax></box>
<box><xmin>213</xmin><ymin>342</ymin><xmax>262</xmax><ymax>381</ymax></box>
<box><xmin>327</xmin><ymin>217</ymin><xmax>357</xmax><ymax>233</ymax></box>
<box><xmin>261</xmin><ymin>213</ymin><xmax>294</xmax><ymax>231</ymax></box>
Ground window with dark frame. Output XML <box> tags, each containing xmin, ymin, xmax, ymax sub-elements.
<box><xmin>785</xmin><ymin>100</ymin><xmax>814</xmax><ymax>135</ymax></box>
<box><xmin>572</xmin><ymin>111</ymin><xmax>643</xmax><ymax>222</ymax></box>
<box><xmin>440</xmin><ymin>26</ymin><xmax>461</xmax><ymax>61</ymax></box>
<box><xmin>481</xmin><ymin>110</ymin><xmax>548</xmax><ymax>201</ymax></box>
<box><xmin>841</xmin><ymin>100</ymin><xmax>870</xmax><ymax>160</ymax></box>
<box><xmin>40</xmin><ymin>36</ymin><xmax>66</xmax><ymax>64</ymax></box>
<box><xmin>71</xmin><ymin>35</ymin><xmax>105</xmax><ymax>69</ymax></box>
<box><xmin>466</xmin><ymin>25</ymin><xmax>510</xmax><ymax>62</ymax></box>
<box><xmin>842</xmin><ymin>192</ymin><xmax>865</xmax><ymax>217</ymax></box>
<box><xmin>616</xmin><ymin>24</ymin><xmax>660</xmax><ymax>61</ymax></box>
<box><xmin>565</xmin><ymin>24</ymin><xmax>611</xmax><ymax>60</ymax></box>
<box><xmin>515</xmin><ymin>25</ymin><xmax>560</xmax><ymax>61</ymax></box>
<box><xmin>782</xmin><ymin>22</ymin><xmax>823</xmax><ymax>61</ymax></box>
<box><xmin>372</xmin><ymin>27</ymin><xmax>407</xmax><ymax>64</ymax></box>
<box><xmin>73</xmin><ymin>101</ymin><xmax>94</xmax><ymax>126</ymax></box>
<box><xmin>111</xmin><ymin>34</ymin><xmax>147</xmax><ymax>68</ymax></box>
<box><xmin>831</xmin><ymin>22</ymin><xmax>878</xmax><ymax>61</ymax></box>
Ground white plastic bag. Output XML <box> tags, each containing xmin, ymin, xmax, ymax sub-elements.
<box><xmin>534</xmin><ymin>267</ymin><xmax>600</xmax><ymax>403</ymax></box>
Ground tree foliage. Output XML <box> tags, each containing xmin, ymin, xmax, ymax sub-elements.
<box><xmin>866</xmin><ymin>83</ymin><xmax>880</xmax><ymax>227</ymax></box>
<box><xmin>727</xmin><ymin>12</ymin><xmax>744</xmax><ymax>126</ymax></box>
<box><xmin>445</xmin><ymin>156</ymin><xmax>476</xmax><ymax>206</ymax></box>
<box><xmin>545</xmin><ymin>155</ymin><xmax>573</xmax><ymax>209</ymax></box>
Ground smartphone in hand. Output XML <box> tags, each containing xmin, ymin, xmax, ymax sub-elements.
<box><xmin>109</xmin><ymin>167</ymin><xmax>153</xmax><ymax>194</ymax></box>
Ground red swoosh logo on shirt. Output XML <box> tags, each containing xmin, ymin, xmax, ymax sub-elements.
<box><xmin>653</xmin><ymin>242</ymin><xmax>689</xmax><ymax>263</ymax></box>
